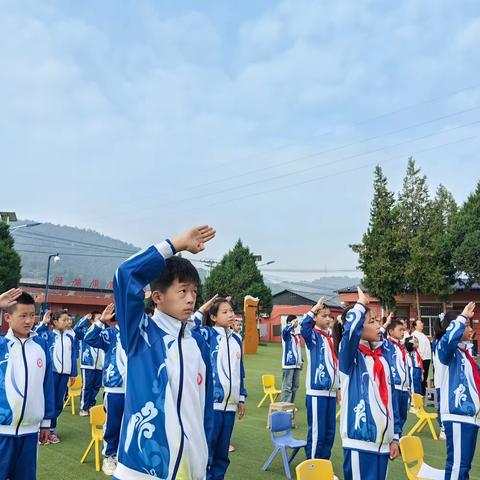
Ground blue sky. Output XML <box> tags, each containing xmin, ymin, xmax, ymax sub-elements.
<box><xmin>2</xmin><ymin>0</ymin><xmax>480</xmax><ymax>280</ymax></box>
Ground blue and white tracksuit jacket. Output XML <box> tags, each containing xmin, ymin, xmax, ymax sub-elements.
<box><xmin>339</xmin><ymin>303</ymin><xmax>400</xmax><ymax>454</ymax></box>
<box><xmin>74</xmin><ymin>317</ymin><xmax>105</xmax><ymax>371</ymax></box>
<box><xmin>0</xmin><ymin>329</ymin><xmax>55</xmax><ymax>436</ymax></box>
<box><xmin>113</xmin><ymin>240</ymin><xmax>214</xmax><ymax>480</ymax></box>
<box><xmin>193</xmin><ymin>312</ymin><xmax>247</xmax><ymax>412</ymax></box>
<box><xmin>437</xmin><ymin>315</ymin><xmax>480</xmax><ymax>426</ymax></box>
<box><xmin>301</xmin><ymin>312</ymin><xmax>338</xmax><ymax>397</ymax></box>
<box><xmin>381</xmin><ymin>332</ymin><xmax>410</xmax><ymax>393</ymax></box>
<box><xmin>34</xmin><ymin>324</ymin><xmax>78</xmax><ymax>377</ymax></box>
<box><xmin>409</xmin><ymin>349</ymin><xmax>423</xmax><ymax>395</ymax></box>
<box><xmin>282</xmin><ymin>323</ymin><xmax>303</xmax><ymax>369</ymax></box>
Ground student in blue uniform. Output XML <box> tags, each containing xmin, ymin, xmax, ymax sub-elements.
<box><xmin>74</xmin><ymin>311</ymin><xmax>104</xmax><ymax>416</ymax></box>
<box><xmin>280</xmin><ymin>314</ymin><xmax>303</xmax><ymax>403</ymax></box>
<box><xmin>112</xmin><ymin>225</ymin><xmax>215</xmax><ymax>480</ymax></box>
<box><xmin>300</xmin><ymin>297</ymin><xmax>338</xmax><ymax>460</ymax></box>
<box><xmin>334</xmin><ymin>288</ymin><xmax>400</xmax><ymax>480</ymax></box>
<box><xmin>406</xmin><ymin>336</ymin><xmax>424</xmax><ymax>395</ymax></box>
<box><xmin>35</xmin><ymin>309</ymin><xmax>77</xmax><ymax>444</ymax></box>
<box><xmin>0</xmin><ymin>289</ymin><xmax>54</xmax><ymax>479</ymax></box>
<box><xmin>436</xmin><ymin>302</ymin><xmax>479</xmax><ymax>480</ymax></box>
<box><xmin>194</xmin><ymin>294</ymin><xmax>247</xmax><ymax>480</ymax></box>
<box><xmin>84</xmin><ymin>303</ymin><xmax>127</xmax><ymax>476</ymax></box>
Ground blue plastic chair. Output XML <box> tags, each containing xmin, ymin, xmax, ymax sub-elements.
<box><xmin>262</xmin><ymin>411</ymin><xmax>307</xmax><ymax>479</ymax></box>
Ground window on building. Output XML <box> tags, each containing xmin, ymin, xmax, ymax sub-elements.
<box><xmin>272</xmin><ymin>324</ymin><xmax>282</xmax><ymax>337</ymax></box>
<box><xmin>420</xmin><ymin>305</ymin><xmax>443</xmax><ymax>337</ymax></box>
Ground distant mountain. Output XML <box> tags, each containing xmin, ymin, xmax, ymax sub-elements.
<box><xmin>11</xmin><ymin>220</ymin><xmax>360</xmax><ymax>297</ymax></box>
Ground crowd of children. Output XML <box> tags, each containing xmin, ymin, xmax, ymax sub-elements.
<box><xmin>0</xmin><ymin>223</ymin><xmax>479</xmax><ymax>479</ymax></box>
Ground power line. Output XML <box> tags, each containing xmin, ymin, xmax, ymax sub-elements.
<box><xmin>16</xmin><ymin>249</ymin><xmax>130</xmax><ymax>259</ymax></box>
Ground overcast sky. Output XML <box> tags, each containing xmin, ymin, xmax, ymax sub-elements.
<box><xmin>2</xmin><ymin>0</ymin><xmax>480</xmax><ymax>280</ymax></box>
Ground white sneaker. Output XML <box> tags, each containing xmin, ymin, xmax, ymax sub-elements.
<box><xmin>102</xmin><ymin>456</ymin><xmax>117</xmax><ymax>476</ymax></box>
<box><xmin>334</xmin><ymin>476</ymin><xmax>339</xmax><ymax>480</ymax></box>
<box><xmin>439</xmin><ymin>430</ymin><xmax>446</xmax><ymax>441</ymax></box>
<box><xmin>79</xmin><ymin>409</ymin><xmax>90</xmax><ymax>417</ymax></box>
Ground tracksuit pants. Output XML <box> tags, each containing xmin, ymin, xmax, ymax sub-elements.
<box><xmin>103</xmin><ymin>392</ymin><xmax>125</xmax><ymax>458</ymax></box>
<box><xmin>280</xmin><ymin>368</ymin><xmax>301</xmax><ymax>403</ymax></box>
<box><xmin>52</xmin><ymin>372</ymin><xmax>70</xmax><ymax>430</ymax></box>
<box><xmin>444</xmin><ymin>421</ymin><xmax>479</xmax><ymax>480</ymax></box>
<box><xmin>343</xmin><ymin>449</ymin><xmax>389</xmax><ymax>480</ymax></box>
<box><xmin>81</xmin><ymin>368</ymin><xmax>103</xmax><ymax>411</ymax></box>
<box><xmin>0</xmin><ymin>433</ymin><xmax>38</xmax><ymax>480</ymax></box>
<box><xmin>207</xmin><ymin>410</ymin><xmax>236</xmax><ymax>480</ymax></box>
<box><xmin>306</xmin><ymin>395</ymin><xmax>336</xmax><ymax>459</ymax></box>
<box><xmin>393</xmin><ymin>388</ymin><xmax>409</xmax><ymax>434</ymax></box>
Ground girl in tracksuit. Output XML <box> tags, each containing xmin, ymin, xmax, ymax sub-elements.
<box><xmin>74</xmin><ymin>313</ymin><xmax>105</xmax><ymax>415</ymax></box>
<box><xmin>35</xmin><ymin>310</ymin><xmax>78</xmax><ymax>443</ymax></box>
<box><xmin>407</xmin><ymin>336</ymin><xmax>424</xmax><ymax>395</ymax></box>
<box><xmin>84</xmin><ymin>303</ymin><xmax>127</xmax><ymax>476</ymax></box>
<box><xmin>280</xmin><ymin>315</ymin><xmax>303</xmax><ymax>403</ymax></box>
<box><xmin>436</xmin><ymin>302</ymin><xmax>479</xmax><ymax>479</ymax></box>
<box><xmin>195</xmin><ymin>295</ymin><xmax>247</xmax><ymax>480</ymax></box>
<box><xmin>381</xmin><ymin>318</ymin><xmax>410</xmax><ymax>435</ymax></box>
<box><xmin>300</xmin><ymin>298</ymin><xmax>338</xmax><ymax>460</ymax></box>
<box><xmin>335</xmin><ymin>288</ymin><xmax>400</xmax><ymax>480</ymax></box>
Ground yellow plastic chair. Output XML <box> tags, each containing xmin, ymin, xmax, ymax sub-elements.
<box><xmin>257</xmin><ymin>374</ymin><xmax>282</xmax><ymax>408</ymax></box>
<box><xmin>80</xmin><ymin>405</ymin><xmax>106</xmax><ymax>471</ymax></box>
<box><xmin>296</xmin><ymin>459</ymin><xmax>334</xmax><ymax>480</ymax></box>
<box><xmin>399</xmin><ymin>436</ymin><xmax>445</xmax><ymax>479</ymax></box>
<box><xmin>63</xmin><ymin>375</ymin><xmax>82</xmax><ymax>415</ymax></box>
<box><xmin>336</xmin><ymin>401</ymin><xmax>341</xmax><ymax>420</ymax></box>
<box><xmin>407</xmin><ymin>393</ymin><xmax>438</xmax><ymax>440</ymax></box>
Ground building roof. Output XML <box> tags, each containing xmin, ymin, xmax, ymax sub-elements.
<box><xmin>337</xmin><ymin>282</ymin><xmax>480</xmax><ymax>295</ymax></box>
<box><xmin>272</xmin><ymin>288</ymin><xmax>343</xmax><ymax>308</ymax></box>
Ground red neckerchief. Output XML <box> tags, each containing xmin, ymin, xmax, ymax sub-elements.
<box><xmin>358</xmin><ymin>344</ymin><xmax>389</xmax><ymax>413</ymax></box>
<box><xmin>314</xmin><ymin>327</ymin><xmax>338</xmax><ymax>366</ymax></box>
<box><xmin>291</xmin><ymin>332</ymin><xmax>299</xmax><ymax>346</ymax></box>
<box><xmin>459</xmin><ymin>347</ymin><xmax>480</xmax><ymax>395</ymax></box>
<box><xmin>414</xmin><ymin>348</ymin><xmax>424</xmax><ymax>372</ymax></box>
<box><xmin>389</xmin><ymin>338</ymin><xmax>407</xmax><ymax>364</ymax></box>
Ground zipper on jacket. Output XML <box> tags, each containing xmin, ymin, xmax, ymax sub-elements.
<box><xmin>15</xmin><ymin>337</ymin><xmax>30</xmax><ymax>435</ymax></box>
<box><xmin>224</xmin><ymin>331</ymin><xmax>232</xmax><ymax>411</ymax></box>
<box><xmin>172</xmin><ymin>322</ymin><xmax>187</xmax><ymax>479</ymax></box>
<box><xmin>60</xmin><ymin>332</ymin><xmax>65</xmax><ymax>374</ymax></box>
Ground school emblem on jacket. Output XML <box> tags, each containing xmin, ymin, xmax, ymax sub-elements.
<box><xmin>124</xmin><ymin>401</ymin><xmax>158</xmax><ymax>453</ymax></box>
<box><xmin>286</xmin><ymin>351</ymin><xmax>294</xmax><ymax>363</ymax></box>
<box><xmin>454</xmin><ymin>384</ymin><xmax>467</xmax><ymax>408</ymax></box>
<box><xmin>37</xmin><ymin>358</ymin><xmax>43</xmax><ymax>368</ymax></box>
<box><xmin>353</xmin><ymin>400</ymin><xmax>367</xmax><ymax>430</ymax></box>
<box><xmin>82</xmin><ymin>349</ymin><xmax>91</xmax><ymax>363</ymax></box>
<box><xmin>314</xmin><ymin>364</ymin><xmax>325</xmax><ymax>384</ymax></box>
<box><xmin>105</xmin><ymin>364</ymin><xmax>115</xmax><ymax>382</ymax></box>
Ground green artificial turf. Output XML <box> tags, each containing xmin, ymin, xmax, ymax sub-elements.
<box><xmin>38</xmin><ymin>343</ymin><xmax>479</xmax><ymax>479</ymax></box>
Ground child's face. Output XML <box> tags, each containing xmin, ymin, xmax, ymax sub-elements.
<box><xmin>153</xmin><ymin>279</ymin><xmax>197</xmax><ymax>321</ymax></box>
<box><xmin>66</xmin><ymin>317</ymin><xmax>73</xmax><ymax>329</ymax></box>
<box><xmin>413</xmin><ymin>337</ymin><xmax>419</xmax><ymax>348</ymax></box>
<box><xmin>361</xmin><ymin>313</ymin><xmax>380</xmax><ymax>343</ymax></box>
<box><xmin>315</xmin><ymin>308</ymin><xmax>330</xmax><ymax>330</ymax></box>
<box><xmin>54</xmin><ymin>314</ymin><xmax>70</xmax><ymax>332</ymax></box>
<box><xmin>5</xmin><ymin>304</ymin><xmax>36</xmax><ymax>338</ymax></box>
<box><xmin>211</xmin><ymin>302</ymin><xmax>235</xmax><ymax>328</ymax></box>
<box><xmin>232</xmin><ymin>320</ymin><xmax>242</xmax><ymax>333</ymax></box>
<box><xmin>389</xmin><ymin>324</ymin><xmax>405</xmax><ymax>341</ymax></box>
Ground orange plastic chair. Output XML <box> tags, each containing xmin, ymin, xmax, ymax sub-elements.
<box><xmin>399</xmin><ymin>436</ymin><xmax>444</xmax><ymax>479</ymax></box>
<box><xmin>407</xmin><ymin>393</ymin><xmax>438</xmax><ymax>440</ymax></box>
<box><xmin>63</xmin><ymin>375</ymin><xmax>82</xmax><ymax>415</ymax></box>
<box><xmin>257</xmin><ymin>374</ymin><xmax>282</xmax><ymax>408</ymax></box>
<box><xmin>296</xmin><ymin>459</ymin><xmax>334</xmax><ymax>480</ymax></box>
<box><xmin>80</xmin><ymin>405</ymin><xmax>106</xmax><ymax>471</ymax></box>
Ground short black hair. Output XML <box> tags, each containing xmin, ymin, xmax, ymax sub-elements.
<box><xmin>412</xmin><ymin>319</ymin><xmax>421</xmax><ymax>328</ymax></box>
<box><xmin>386</xmin><ymin>318</ymin><xmax>404</xmax><ymax>334</ymax></box>
<box><xmin>150</xmin><ymin>256</ymin><xmax>200</xmax><ymax>293</ymax></box>
<box><xmin>5</xmin><ymin>291</ymin><xmax>35</xmax><ymax>313</ymax></box>
<box><xmin>52</xmin><ymin>310</ymin><xmax>70</xmax><ymax>324</ymax></box>
<box><xmin>91</xmin><ymin>311</ymin><xmax>102</xmax><ymax>318</ymax></box>
<box><xmin>145</xmin><ymin>307</ymin><xmax>154</xmax><ymax>316</ymax></box>
<box><xmin>433</xmin><ymin>311</ymin><xmax>458</xmax><ymax>340</ymax></box>
<box><xmin>286</xmin><ymin>314</ymin><xmax>297</xmax><ymax>323</ymax></box>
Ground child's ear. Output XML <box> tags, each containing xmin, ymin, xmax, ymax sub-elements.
<box><xmin>151</xmin><ymin>290</ymin><xmax>162</xmax><ymax>307</ymax></box>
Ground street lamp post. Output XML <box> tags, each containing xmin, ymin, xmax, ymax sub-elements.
<box><xmin>41</xmin><ymin>254</ymin><xmax>60</xmax><ymax>320</ymax></box>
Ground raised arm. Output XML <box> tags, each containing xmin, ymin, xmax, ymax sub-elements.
<box><xmin>300</xmin><ymin>297</ymin><xmax>324</xmax><ymax>348</ymax></box>
<box><xmin>73</xmin><ymin>314</ymin><xmax>92</xmax><ymax>340</ymax></box>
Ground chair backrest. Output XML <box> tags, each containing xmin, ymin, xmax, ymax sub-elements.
<box><xmin>296</xmin><ymin>459</ymin><xmax>334</xmax><ymax>480</ymax></box>
<box><xmin>262</xmin><ymin>374</ymin><xmax>276</xmax><ymax>391</ymax></box>
<box><xmin>90</xmin><ymin>405</ymin><xmax>106</xmax><ymax>428</ymax></box>
<box><xmin>400</xmin><ymin>435</ymin><xmax>424</xmax><ymax>465</ymax></box>
<box><xmin>70</xmin><ymin>375</ymin><xmax>82</xmax><ymax>390</ymax></box>
<box><xmin>411</xmin><ymin>393</ymin><xmax>425</xmax><ymax>411</ymax></box>
<box><xmin>270</xmin><ymin>411</ymin><xmax>292</xmax><ymax>436</ymax></box>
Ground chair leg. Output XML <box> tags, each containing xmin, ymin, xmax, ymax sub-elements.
<box><xmin>80</xmin><ymin>439</ymin><xmax>94</xmax><ymax>464</ymax></box>
<box><xmin>257</xmin><ymin>394</ymin><xmax>268</xmax><ymax>408</ymax></box>
<box><xmin>288</xmin><ymin>447</ymin><xmax>300</xmax><ymax>463</ymax></box>
<box><xmin>427</xmin><ymin>418</ymin><xmax>438</xmax><ymax>440</ymax></box>
<box><xmin>262</xmin><ymin>447</ymin><xmax>280</xmax><ymax>471</ymax></box>
<box><xmin>280</xmin><ymin>447</ymin><xmax>291</xmax><ymax>479</ymax></box>
<box><xmin>63</xmin><ymin>396</ymin><xmax>70</xmax><ymax>411</ymax></box>
<box><xmin>407</xmin><ymin>418</ymin><xmax>424</xmax><ymax>436</ymax></box>
<box><xmin>418</xmin><ymin>419</ymin><xmax>428</xmax><ymax>432</ymax></box>
<box><xmin>267</xmin><ymin>405</ymin><xmax>272</xmax><ymax>429</ymax></box>
<box><xmin>269</xmin><ymin>393</ymin><xmax>275</xmax><ymax>404</ymax></box>
<box><xmin>95</xmin><ymin>439</ymin><xmax>100</xmax><ymax>471</ymax></box>
<box><xmin>274</xmin><ymin>393</ymin><xmax>280</xmax><ymax>402</ymax></box>
<box><xmin>71</xmin><ymin>396</ymin><xmax>76</xmax><ymax>415</ymax></box>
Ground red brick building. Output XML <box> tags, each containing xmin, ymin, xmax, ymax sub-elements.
<box><xmin>337</xmin><ymin>284</ymin><xmax>480</xmax><ymax>338</ymax></box>
<box><xmin>259</xmin><ymin>289</ymin><xmax>343</xmax><ymax>343</ymax></box>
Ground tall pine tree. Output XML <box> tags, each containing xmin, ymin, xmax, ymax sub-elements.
<box><xmin>204</xmin><ymin>240</ymin><xmax>272</xmax><ymax>313</ymax></box>
<box><xmin>351</xmin><ymin>165</ymin><xmax>403</xmax><ymax>310</ymax></box>
<box><xmin>0</xmin><ymin>223</ymin><xmax>21</xmax><ymax>292</ymax></box>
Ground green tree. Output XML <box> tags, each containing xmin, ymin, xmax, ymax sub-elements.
<box><xmin>448</xmin><ymin>181</ymin><xmax>480</xmax><ymax>285</ymax></box>
<box><xmin>204</xmin><ymin>240</ymin><xmax>272</xmax><ymax>313</ymax></box>
<box><xmin>0</xmin><ymin>223</ymin><xmax>21</xmax><ymax>292</ymax></box>
<box><xmin>351</xmin><ymin>165</ymin><xmax>403</xmax><ymax>310</ymax></box>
